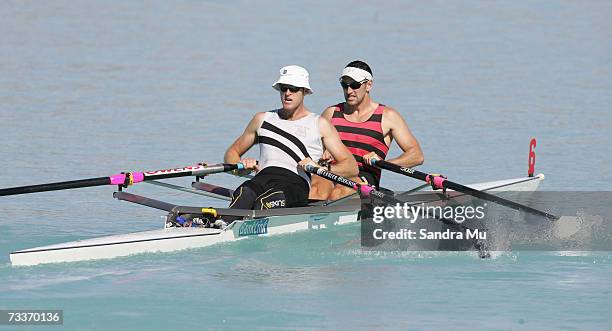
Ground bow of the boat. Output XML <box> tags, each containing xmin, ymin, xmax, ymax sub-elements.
<box><xmin>466</xmin><ymin>173</ymin><xmax>544</xmax><ymax>192</ymax></box>
<box><xmin>9</xmin><ymin>227</ymin><xmax>227</xmax><ymax>266</ymax></box>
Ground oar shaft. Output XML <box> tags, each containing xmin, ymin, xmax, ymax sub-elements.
<box><xmin>304</xmin><ymin>165</ymin><xmax>395</xmax><ymax>203</ymax></box>
<box><xmin>373</xmin><ymin>160</ymin><xmax>558</xmax><ymax>220</ymax></box>
<box><xmin>0</xmin><ymin>177</ymin><xmax>111</xmax><ymax>196</ymax></box>
<box><xmin>135</xmin><ymin>163</ymin><xmax>241</xmax><ymax>182</ymax></box>
<box><xmin>0</xmin><ymin>163</ymin><xmax>245</xmax><ymax>197</ymax></box>
<box><xmin>371</xmin><ymin>160</ymin><xmax>432</xmax><ymax>185</ymax></box>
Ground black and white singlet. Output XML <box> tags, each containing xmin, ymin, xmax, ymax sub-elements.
<box><xmin>256</xmin><ymin>110</ymin><xmax>323</xmax><ymax>186</ymax></box>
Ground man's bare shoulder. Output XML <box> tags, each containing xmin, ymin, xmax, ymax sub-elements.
<box><xmin>254</xmin><ymin>111</ymin><xmax>274</xmax><ymax>121</ymax></box>
<box><xmin>381</xmin><ymin>105</ymin><xmax>401</xmax><ymax>117</ymax></box>
<box><xmin>380</xmin><ymin>105</ymin><xmax>413</xmax><ymax>136</ymax></box>
<box><xmin>320</xmin><ymin>106</ymin><xmax>335</xmax><ymax>119</ymax></box>
<box><xmin>383</xmin><ymin>105</ymin><xmax>410</xmax><ymax>122</ymax></box>
<box><xmin>243</xmin><ymin>111</ymin><xmax>270</xmax><ymax>129</ymax></box>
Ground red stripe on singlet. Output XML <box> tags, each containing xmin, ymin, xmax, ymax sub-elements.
<box><xmin>339</xmin><ymin>133</ymin><xmax>389</xmax><ymax>156</ymax></box>
<box><xmin>331</xmin><ymin>103</ymin><xmax>389</xmax><ymax>156</ymax></box>
<box><xmin>333</xmin><ymin>118</ymin><xmax>384</xmax><ymax>133</ymax></box>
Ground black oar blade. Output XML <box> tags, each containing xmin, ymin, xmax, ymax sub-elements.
<box><xmin>442</xmin><ymin>180</ymin><xmax>557</xmax><ymax>220</ymax></box>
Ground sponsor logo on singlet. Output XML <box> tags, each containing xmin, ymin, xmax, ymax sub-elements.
<box><xmin>238</xmin><ymin>218</ymin><xmax>269</xmax><ymax>236</ymax></box>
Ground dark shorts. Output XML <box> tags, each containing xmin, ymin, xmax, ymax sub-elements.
<box><xmin>230</xmin><ymin>166</ymin><xmax>310</xmax><ymax>210</ymax></box>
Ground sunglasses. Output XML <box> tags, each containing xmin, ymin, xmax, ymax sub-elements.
<box><xmin>340</xmin><ymin>79</ymin><xmax>368</xmax><ymax>90</ymax></box>
<box><xmin>278</xmin><ymin>84</ymin><xmax>302</xmax><ymax>93</ymax></box>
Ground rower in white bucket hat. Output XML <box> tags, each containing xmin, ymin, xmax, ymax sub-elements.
<box><xmin>272</xmin><ymin>65</ymin><xmax>313</xmax><ymax>95</ymax></box>
<box><xmin>214</xmin><ymin>65</ymin><xmax>357</xmax><ymax>228</ymax></box>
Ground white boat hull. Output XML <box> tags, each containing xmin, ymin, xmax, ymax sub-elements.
<box><xmin>10</xmin><ymin>209</ymin><xmax>359</xmax><ymax>266</ymax></box>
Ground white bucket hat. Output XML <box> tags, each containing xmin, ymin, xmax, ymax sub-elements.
<box><xmin>272</xmin><ymin>65</ymin><xmax>313</xmax><ymax>94</ymax></box>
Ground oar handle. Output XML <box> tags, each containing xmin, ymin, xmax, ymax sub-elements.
<box><xmin>305</xmin><ymin>164</ymin><xmax>358</xmax><ymax>189</ymax></box>
<box><xmin>305</xmin><ymin>164</ymin><xmax>385</xmax><ymax>200</ymax></box>
<box><xmin>191</xmin><ymin>163</ymin><xmax>244</xmax><ymax>177</ymax></box>
<box><xmin>131</xmin><ymin>163</ymin><xmax>245</xmax><ymax>182</ymax></box>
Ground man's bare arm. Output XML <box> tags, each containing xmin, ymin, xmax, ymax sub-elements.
<box><xmin>383</xmin><ymin>107</ymin><xmax>424</xmax><ymax>167</ymax></box>
<box><xmin>224</xmin><ymin>112</ymin><xmax>266</xmax><ymax>168</ymax></box>
<box><xmin>318</xmin><ymin>116</ymin><xmax>358</xmax><ymax>177</ymax></box>
<box><xmin>316</xmin><ymin>106</ymin><xmax>339</xmax><ymax>162</ymax></box>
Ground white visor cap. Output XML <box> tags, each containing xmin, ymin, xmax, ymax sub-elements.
<box><xmin>340</xmin><ymin>67</ymin><xmax>373</xmax><ymax>82</ymax></box>
<box><xmin>272</xmin><ymin>65</ymin><xmax>313</xmax><ymax>94</ymax></box>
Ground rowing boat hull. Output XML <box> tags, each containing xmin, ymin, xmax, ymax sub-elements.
<box><xmin>9</xmin><ymin>209</ymin><xmax>359</xmax><ymax>266</ymax></box>
<box><xmin>9</xmin><ymin>174</ymin><xmax>544</xmax><ymax>266</ymax></box>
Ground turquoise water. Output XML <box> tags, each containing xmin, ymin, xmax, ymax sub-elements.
<box><xmin>1</xmin><ymin>1</ymin><xmax>611</xmax><ymax>330</ymax></box>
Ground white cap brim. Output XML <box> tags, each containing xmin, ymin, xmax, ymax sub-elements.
<box><xmin>340</xmin><ymin>67</ymin><xmax>372</xmax><ymax>82</ymax></box>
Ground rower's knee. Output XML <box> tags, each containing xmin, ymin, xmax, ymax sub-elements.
<box><xmin>229</xmin><ymin>181</ymin><xmax>258</xmax><ymax>210</ymax></box>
